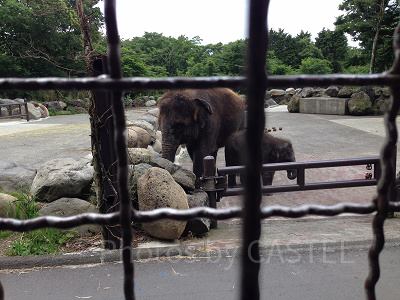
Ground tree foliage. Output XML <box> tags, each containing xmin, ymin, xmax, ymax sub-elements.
<box><xmin>315</xmin><ymin>28</ymin><xmax>348</xmax><ymax>73</ymax></box>
<box><xmin>0</xmin><ymin>0</ymin><xmax>103</xmax><ymax>77</ymax></box>
<box><xmin>120</xmin><ymin>34</ymin><xmax>247</xmax><ymax>77</ymax></box>
<box><xmin>1</xmin><ymin>0</ymin><xmax>399</xmax><ymax>81</ymax></box>
<box><xmin>335</xmin><ymin>0</ymin><xmax>399</xmax><ymax>73</ymax></box>
<box><xmin>299</xmin><ymin>58</ymin><xmax>333</xmax><ymax>74</ymax></box>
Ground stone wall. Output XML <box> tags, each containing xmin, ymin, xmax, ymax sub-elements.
<box><xmin>265</xmin><ymin>86</ymin><xmax>390</xmax><ymax>116</ymax></box>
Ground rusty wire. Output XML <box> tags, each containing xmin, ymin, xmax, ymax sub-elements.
<box><xmin>104</xmin><ymin>0</ymin><xmax>134</xmax><ymax>299</ymax></box>
<box><xmin>364</xmin><ymin>15</ymin><xmax>400</xmax><ymax>299</ymax></box>
<box><xmin>1</xmin><ymin>202</ymin><xmax>400</xmax><ymax>232</ymax></box>
<box><xmin>239</xmin><ymin>0</ymin><xmax>269</xmax><ymax>299</ymax></box>
<box><xmin>3</xmin><ymin>74</ymin><xmax>400</xmax><ymax>91</ymax></box>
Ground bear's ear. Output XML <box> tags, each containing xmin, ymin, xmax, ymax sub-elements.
<box><xmin>193</xmin><ymin>98</ymin><xmax>213</xmax><ymax>128</ymax></box>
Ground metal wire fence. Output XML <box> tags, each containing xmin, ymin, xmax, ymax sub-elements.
<box><xmin>0</xmin><ymin>0</ymin><xmax>400</xmax><ymax>299</ymax></box>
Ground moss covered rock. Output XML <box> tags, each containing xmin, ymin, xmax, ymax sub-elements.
<box><xmin>287</xmin><ymin>95</ymin><xmax>300</xmax><ymax>113</ymax></box>
<box><xmin>348</xmin><ymin>92</ymin><xmax>372</xmax><ymax>116</ymax></box>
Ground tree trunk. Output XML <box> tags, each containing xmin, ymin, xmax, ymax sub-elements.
<box><xmin>76</xmin><ymin>0</ymin><xmax>93</xmax><ymax>77</ymax></box>
<box><xmin>370</xmin><ymin>0</ymin><xmax>388</xmax><ymax>74</ymax></box>
<box><xmin>75</xmin><ymin>0</ymin><xmax>106</xmax><ymax>239</ymax></box>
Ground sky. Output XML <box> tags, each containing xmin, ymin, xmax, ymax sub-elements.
<box><xmin>97</xmin><ymin>0</ymin><xmax>349</xmax><ymax>45</ymax></box>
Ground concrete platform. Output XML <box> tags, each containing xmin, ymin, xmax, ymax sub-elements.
<box><xmin>300</xmin><ymin>97</ymin><xmax>349</xmax><ymax>115</ymax></box>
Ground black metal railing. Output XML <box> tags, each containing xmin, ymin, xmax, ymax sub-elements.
<box><xmin>0</xmin><ymin>100</ymin><xmax>29</xmax><ymax>121</ymax></box>
<box><xmin>0</xmin><ymin>0</ymin><xmax>399</xmax><ymax>299</ymax></box>
<box><xmin>203</xmin><ymin>156</ymin><xmax>382</xmax><ymax>199</ymax></box>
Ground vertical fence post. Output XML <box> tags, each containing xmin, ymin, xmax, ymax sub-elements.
<box><xmin>92</xmin><ymin>55</ymin><xmax>120</xmax><ymax>249</ymax></box>
<box><xmin>203</xmin><ymin>156</ymin><xmax>218</xmax><ymax>229</ymax></box>
<box><xmin>391</xmin><ymin>145</ymin><xmax>397</xmax><ymax>202</ymax></box>
<box><xmin>24</xmin><ymin>99</ymin><xmax>29</xmax><ymax>121</ymax></box>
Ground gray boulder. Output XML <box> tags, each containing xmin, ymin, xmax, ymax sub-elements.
<box><xmin>137</xmin><ymin>167</ymin><xmax>188</xmax><ymax>240</ymax></box>
<box><xmin>285</xmin><ymin>88</ymin><xmax>296</xmax><ymax>95</ymax></box>
<box><xmin>298</xmin><ymin>87</ymin><xmax>314</xmax><ymax>98</ymax></box>
<box><xmin>265</xmin><ymin>99</ymin><xmax>278</xmax><ymax>107</ymax></box>
<box><xmin>128</xmin><ymin>120</ymin><xmax>156</xmax><ymax>142</ymax></box>
<box><xmin>38</xmin><ymin>197</ymin><xmax>101</xmax><ymax>237</ymax></box>
<box><xmin>0</xmin><ymin>99</ymin><xmax>15</xmax><ymax>105</ymax></box>
<box><xmin>325</xmin><ymin>86</ymin><xmax>340</xmax><ymax>97</ymax></box>
<box><xmin>145</xmin><ymin>100</ymin><xmax>157</xmax><ymax>107</ymax></box>
<box><xmin>348</xmin><ymin>92</ymin><xmax>372</xmax><ymax>115</ymax></box>
<box><xmin>150</xmin><ymin>156</ymin><xmax>179</xmax><ymax>174</ymax></box>
<box><xmin>132</xmin><ymin>98</ymin><xmax>146</xmax><ymax>107</ymax></box>
<box><xmin>130</xmin><ymin>163</ymin><xmax>153</xmax><ymax>186</ymax></box>
<box><xmin>0</xmin><ymin>193</ymin><xmax>18</xmax><ymax>218</ymax></box>
<box><xmin>126</xmin><ymin>126</ymin><xmax>152</xmax><ymax>149</ymax></box>
<box><xmin>183</xmin><ymin>191</ymin><xmax>211</xmax><ymax>236</ymax></box>
<box><xmin>0</xmin><ymin>162</ymin><xmax>36</xmax><ymax>193</ymax></box>
<box><xmin>138</xmin><ymin>114</ymin><xmax>159</xmax><ymax>131</ymax></box>
<box><xmin>372</xmin><ymin>96</ymin><xmax>390</xmax><ymax>115</ymax></box>
<box><xmin>67</xmin><ymin>99</ymin><xmax>87</xmax><ymax>109</ymax></box>
<box><xmin>22</xmin><ymin>102</ymin><xmax>42</xmax><ymax>120</ymax></box>
<box><xmin>149</xmin><ymin>139</ymin><xmax>162</xmax><ymax>153</ymax></box>
<box><xmin>30</xmin><ymin>158</ymin><xmax>94</xmax><ymax>202</ymax></box>
<box><xmin>265</xmin><ymin>90</ymin><xmax>271</xmax><ymax>100</ymax></box>
<box><xmin>0</xmin><ymin>107</ymin><xmax>9</xmax><ymax>116</ymax></box>
<box><xmin>374</xmin><ymin>87</ymin><xmax>390</xmax><ymax>98</ymax></box>
<box><xmin>287</xmin><ymin>95</ymin><xmax>300</xmax><ymax>113</ymax></box>
<box><xmin>269</xmin><ymin>89</ymin><xmax>285</xmax><ymax>96</ymax></box>
<box><xmin>45</xmin><ymin>101</ymin><xmax>67</xmax><ymax>111</ymax></box>
<box><xmin>348</xmin><ymin>92</ymin><xmax>372</xmax><ymax>116</ymax></box>
<box><xmin>149</xmin><ymin>156</ymin><xmax>195</xmax><ymax>191</ymax></box>
<box><xmin>127</xmin><ymin>148</ymin><xmax>152</xmax><ymax>165</ymax></box>
<box><xmin>338</xmin><ymin>87</ymin><xmax>355</xmax><ymax>98</ymax></box>
<box><xmin>171</xmin><ymin>168</ymin><xmax>196</xmax><ymax>191</ymax></box>
<box><xmin>129</xmin><ymin>156</ymin><xmax>196</xmax><ymax>192</ymax></box>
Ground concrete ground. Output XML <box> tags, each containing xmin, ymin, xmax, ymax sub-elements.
<box><xmin>0</xmin><ymin>105</ymin><xmax>400</xmax><ymax>268</ymax></box>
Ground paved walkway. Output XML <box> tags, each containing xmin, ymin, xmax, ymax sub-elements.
<box><xmin>0</xmin><ymin>106</ymin><xmax>400</xmax><ymax>269</ymax></box>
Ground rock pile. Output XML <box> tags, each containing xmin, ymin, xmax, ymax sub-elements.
<box><xmin>0</xmin><ymin>106</ymin><xmax>210</xmax><ymax>241</ymax></box>
<box><xmin>266</xmin><ymin>86</ymin><xmax>390</xmax><ymax>116</ymax></box>
<box><xmin>0</xmin><ymin>98</ymin><xmax>49</xmax><ymax>120</ymax></box>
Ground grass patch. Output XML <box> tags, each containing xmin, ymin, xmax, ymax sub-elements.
<box><xmin>6</xmin><ymin>228</ymin><xmax>77</xmax><ymax>256</ymax></box>
<box><xmin>9</xmin><ymin>188</ymin><xmax>39</xmax><ymax>220</ymax></box>
<box><xmin>0</xmin><ymin>231</ymin><xmax>12</xmax><ymax>239</ymax></box>
<box><xmin>2</xmin><ymin>189</ymin><xmax>80</xmax><ymax>256</ymax></box>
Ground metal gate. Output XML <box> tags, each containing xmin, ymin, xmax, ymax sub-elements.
<box><xmin>1</xmin><ymin>0</ymin><xmax>400</xmax><ymax>299</ymax></box>
<box><xmin>0</xmin><ymin>100</ymin><xmax>29</xmax><ymax>121</ymax></box>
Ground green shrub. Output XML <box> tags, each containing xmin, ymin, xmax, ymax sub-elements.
<box><xmin>47</xmin><ymin>107</ymin><xmax>58</xmax><ymax>116</ymax></box>
<box><xmin>299</xmin><ymin>58</ymin><xmax>333</xmax><ymax>74</ymax></box>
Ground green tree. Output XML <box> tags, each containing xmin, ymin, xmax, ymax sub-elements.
<box><xmin>268</xmin><ymin>29</ymin><xmax>301</xmax><ymax>68</ymax></box>
<box><xmin>0</xmin><ymin>0</ymin><xmax>103</xmax><ymax>77</ymax></box>
<box><xmin>268</xmin><ymin>29</ymin><xmax>323</xmax><ymax>70</ymax></box>
<box><xmin>266</xmin><ymin>51</ymin><xmax>295</xmax><ymax>75</ymax></box>
<box><xmin>212</xmin><ymin>39</ymin><xmax>247</xmax><ymax>76</ymax></box>
<box><xmin>335</xmin><ymin>0</ymin><xmax>399</xmax><ymax>73</ymax></box>
<box><xmin>299</xmin><ymin>57</ymin><xmax>333</xmax><ymax>74</ymax></box>
<box><xmin>121</xmin><ymin>33</ymin><xmax>205</xmax><ymax>77</ymax></box>
<box><xmin>315</xmin><ymin>28</ymin><xmax>348</xmax><ymax>73</ymax></box>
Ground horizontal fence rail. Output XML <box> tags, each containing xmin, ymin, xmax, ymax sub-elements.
<box><xmin>215</xmin><ymin>157</ymin><xmax>381</xmax><ymax>196</ymax></box>
<box><xmin>1</xmin><ymin>202</ymin><xmax>400</xmax><ymax>231</ymax></box>
<box><xmin>0</xmin><ymin>100</ymin><xmax>29</xmax><ymax>121</ymax></box>
<box><xmin>2</xmin><ymin>74</ymin><xmax>400</xmax><ymax>91</ymax></box>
